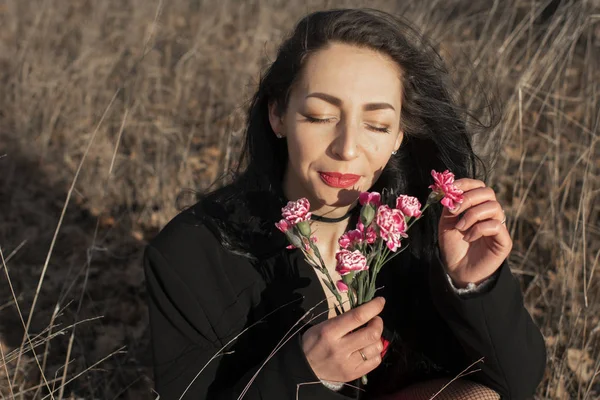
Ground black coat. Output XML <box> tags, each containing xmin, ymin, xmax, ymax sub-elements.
<box><xmin>143</xmin><ymin>201</ymin><xmax>546</xmax><ymax>400</ymax></box>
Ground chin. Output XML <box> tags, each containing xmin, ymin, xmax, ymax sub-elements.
<box><xmin>313</xmin><ymin>185</ymin><xmax>362</xmax><ymax>208</ymax></box>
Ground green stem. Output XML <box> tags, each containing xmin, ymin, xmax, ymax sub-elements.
<box><xmin>311</xmin><ymin>243</ymin><xmax>346</xmax><ymax>314</ymax></box>
<box><xmin>406</xmin><ymin>203</ymin><xmax>431</xmax><ymax>231</ymax></box>
<box><xmin>356</xmin><ymin>272</ymin><xmax>365</xmax><ymax>306</ymax></box>
<box><xmin>347</xmin><ymin>285</ymin><xmax>356</xmax><ymax>309</ymax></box>
<box><xmin>366</xmin><ymin>242</ymin><xmax>386</xmax><ymax>301</ymax></box>
<box><xmin>362</xmin><ymin>271</ymin><xmax>368</xmax><ymax>305</ymax></box>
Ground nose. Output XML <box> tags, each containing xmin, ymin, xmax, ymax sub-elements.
<box><xmin>330</xmin><ymin>119</ymin><xmax>361</xmax><ymax>161</ymax></box>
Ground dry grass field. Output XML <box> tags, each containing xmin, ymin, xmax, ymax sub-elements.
<box><xmin>0</xmin><ymin>0</ymin><xmax>598</xmax><ymax>399</ymax></box>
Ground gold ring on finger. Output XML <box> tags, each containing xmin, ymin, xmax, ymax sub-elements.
<box><xmin>359</xmin><ymin>349</ymin><xmax>367</xmax><ymax>361</ymax></box>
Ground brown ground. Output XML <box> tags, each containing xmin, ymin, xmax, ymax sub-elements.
<box><xmin>0</xmin><ymin>0</ymin><xmax>598</xmax><ymax>399</ymax></box>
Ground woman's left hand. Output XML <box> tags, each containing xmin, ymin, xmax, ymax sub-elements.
<box><xmin>437</xmin><ymin>178</ymin><xmax>513</xmax><ymax>288</ymax></box>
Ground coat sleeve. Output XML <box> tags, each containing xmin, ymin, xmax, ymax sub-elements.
<box><xmin>143</xmin><ymin>240</ymin><xmax>358</xmax><ymax>400</ymax></box>
<box><xmin>427</xmin><ymin>250</ymin><xmax>547</xmax><ymax>399</ymax></box>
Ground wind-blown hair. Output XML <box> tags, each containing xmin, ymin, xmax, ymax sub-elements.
<box><xmin>194</xmin><ymin>8</ymin><xmax>500</xmax><ymax>263</ymax></box>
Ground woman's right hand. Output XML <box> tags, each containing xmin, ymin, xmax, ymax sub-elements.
<box><xmin>301</xmin><ymin>297</ymin><xmax>386</xmax><ymax>383</ymax></box>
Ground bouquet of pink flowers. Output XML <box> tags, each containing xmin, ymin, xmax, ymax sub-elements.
<box><xmin>275</xmin><ymin>170</ymin><xmax>464</xmax><ymax>383</ymax></box>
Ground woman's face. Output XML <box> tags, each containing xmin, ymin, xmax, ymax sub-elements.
<box><xmin>269</xmin><ymin>42</ymin><xmax>404</xmax><ymax>212</ymax></box>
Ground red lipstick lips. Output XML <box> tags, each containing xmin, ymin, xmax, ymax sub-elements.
<box><xmin>319</xmin><ymin>172</ymin><xmax>361</xmax><ymax>188</ymax></box>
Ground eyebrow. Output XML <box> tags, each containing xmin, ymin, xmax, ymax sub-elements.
<box><xmin>305</xmin><ymin>92</ymin><xmax>396</xmax><ymax>112</ymax></box>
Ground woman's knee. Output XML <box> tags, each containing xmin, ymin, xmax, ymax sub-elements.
<box><xmin>379</xmin><ymin>378</ymin><xmax>500</xmax><ymax>400</ymax></box>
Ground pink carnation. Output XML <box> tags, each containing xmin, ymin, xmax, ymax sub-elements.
<box><xmin>365</xmin><ymin>227</ymin><xmax>377</xmax><ymax>244</ymax></box>
<box><xmin>358</xmin><ymin>191</ymin><xmax>381</xmax><ymax>207</ymax></box>
<box><xmin>339</xmin><ymin>229</ymin><xmax>363</xmax><ymax>249</ymax></box>
<box><xmin>275</xmin><ymin>219</ymin><xmax>291</xmax><ymax>233</ymax></box>
<box><xmin>396</xmin><ymin>195</ymin><xmax>422</xmax><ymax>218</ymax></box>
<box><xmin>357</xmin><ymin>220</ymin><xmax>377</xmax><ymax>244</ymax></box>
<box><xmin>335</xmin><ymin>249</ymin><xmax>368</xmax><ymax>276</ymax></box>
<box><xmin>336</xmin><ymin>280</ymin><xmax>349</xmax><ymax>293</ymax></box>
<box><xmin>376</xmin><ymin>205</ymin><xmax>408</xmax><ymax>252</ymax></box>
<box><xmin>428</xmin><ymin>170</ymin><xmax>464</xmax><ymax>210</ymax></box>
<box><xmin>338</xmin><ymin>234</ymin><xmax>351</xmax><ymax>249</ymax></box>
<box><xmin>281</xmin><ymin>198</ymin><xmax>312</xmax><ymax>224</ymax></box>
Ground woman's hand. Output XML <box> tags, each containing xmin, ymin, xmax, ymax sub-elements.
<box><xmin>438</xmin><ymin>178</ymin><xmax>513</xmax><ymax>288</ymax></box>
<box><xmin>301</xmin><ymin>297</ymin><xmax>385</xmax><ymax>383</ymax></box>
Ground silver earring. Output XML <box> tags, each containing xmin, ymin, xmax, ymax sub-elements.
<box><xmin>275</xmin><ymin>133</ymin><xmax>283</xmax><ymax>139</ymax></box>
<box><xmin>391</xmin><ymin>150</ymin><xmax>397</xmax><ymax>155</ymax></box>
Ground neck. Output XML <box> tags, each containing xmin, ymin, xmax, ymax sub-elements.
<box><xmin>310</xmin><ymin>218</ymin><xmax>353</xmax><ymax>254</ymax></box>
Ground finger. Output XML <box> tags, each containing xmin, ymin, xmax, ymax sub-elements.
<box><xmin>453</xmin><ymin>178</ymin><xmax>486</xmax><ymax>193</ymax></box>
<box><xmin>462</xmin><ymin>220</ymin><xmax>512</xmax><ymax>249</ymax></box>
<box><xmin>351</xmin><ymin>351</ymin><xmax>382</xmax><ymax>380</ymax></box>
<box><xmin>439</xmin><ymin>184</ymin><xmax>494</xmax><ymax>231</ymax></box>
<box><xmin>342</xmin><ymin>316</ymin><xmax>383</xmax><ymax>352</ymax></box>
<box><xmin>355</xmin><ymin>340</ymin><xmax>385</xmax><ymax>361</ymax></box>
<box><xmin>454</xmin><ymin>201</ymin><xmax>504</xmax><ymax>232</ymax></box>
<box><xmin>327</xmin><ymin>297</ymin><xmax>385</xmax><ymax>338</ymax></box>
<box><xmin>449</xmin><ymin>186</ymin><xmax>496</xmax><ymax>216</ymax></box>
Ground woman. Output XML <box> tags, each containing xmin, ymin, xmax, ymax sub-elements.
<box><xmin>143</xmin><ymin>8</ymin><xmax>546</xmax><ymax>400</ymax></box>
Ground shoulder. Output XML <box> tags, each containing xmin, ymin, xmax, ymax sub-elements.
<box><xmin>147</xmin><ymin>204</ymin><xmax>224</xmax><ymax>269</ymax></box>
<box><xmin>144</xmin><ymin>204</ymin><xmax>269</xmax><ymax>345</ymax></box>
<box><xmin>145</xmin><ymin>202</ymin><xmax>264</xmax><ymax>306</ymax></box>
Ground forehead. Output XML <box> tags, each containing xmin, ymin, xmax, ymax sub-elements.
<box><xmin>296</xmin><ymin>42</ymin><xmax>403</xmax><ymax>105</ymax></box>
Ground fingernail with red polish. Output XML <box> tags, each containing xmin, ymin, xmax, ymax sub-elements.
<box><xmin>380</xmin><ymin>338</ymin><xmax>390</xmax><ymax>358</ymax></box>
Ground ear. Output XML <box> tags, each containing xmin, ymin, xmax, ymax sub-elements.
<box><xmin>393</xmin><ymin>130</ymin><xmax>404</xmax><ymax>152</ymax></box>
<box><xmin>268</xmin><ymin>101</ymin><xmax>285</xmax><ymax>138</ymax></box>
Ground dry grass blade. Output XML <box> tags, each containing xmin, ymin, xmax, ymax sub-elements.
<box><xmin>1</xmin><ymin>316</ymin><xmax>102</xmax><ymax>368</ymax></box>
<box><xmin>1</xmin><ymin>247</ymin><xmax>54</xmax><ymax>398</ymax></box>
<box><xmin>428</xmin><ymin>358</ymin><xmax>484</xmax><ymax>400</ymax></box>
<box><xmin>37</xmin><ymin>346</ymin><xmax>126</xmax><ymax>400</ymax></box>
<box><xmin>1</xmin><ymin>240</ymin><xmax>28</xmax><ymax>266</ymax></box>
<box><xmin>0</xmin><ymin>334</ymin><xmax>14</xmax><ymax>400</ymax></box>
<box><xmin>9</xmin><ymin>88</ymin><xmax>120</xmax><ymax>395</ymax></box>
<box><xmin>237</xmin><ymin>305</ymin><xmax>333</xmax><ymax>400</ymax></box>
<box><xmin>177</xmin><ymin>296</ymin><xmax>307</xmax><ymax>400</ymax></box>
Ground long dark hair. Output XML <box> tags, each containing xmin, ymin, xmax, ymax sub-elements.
<box><xmin>194</xmin><ymin>8</ymin><xmax>500</xmax><ymax>263</ymax></box>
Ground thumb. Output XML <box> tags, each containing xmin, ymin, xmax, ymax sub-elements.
<box><xmin>438</xmin><ymin>205</ymin><xmax>461</xmax><ymax>233</ymax></box>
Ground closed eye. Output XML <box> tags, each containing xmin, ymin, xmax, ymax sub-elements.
<box><xmin>367</xmin><ymin>125</ymin><xmax>391</xmax><ymax>134</ymax></box>
<box><xmin>305</xmin><ymin>116</ymin><xmax>333</xmax><ymax>124</ymax></box>
<box><xmin>305</xmin><ymin>116</ymin><xmax>390</xmax><ymax>134</ymax></box>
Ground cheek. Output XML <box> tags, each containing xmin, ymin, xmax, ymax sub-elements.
<box><xmin>286</xmin><ymin>131</ymin><xmax>318</xmax><ymax>172</ymax></box>
<box><xmin>364</xmin><ymin>139</ymin><xmax>395</xmax><ymax>182</ymax></box>
<box><xmin>371</xmin><ymin>156</ymin><xmax>391</xmax><ymax>178</ymax></box>
<box><xmin>365</xmin><ymin>138</ymin><xmax>394</xmax><ymax>164</ymax></box>
<box><xmin>288</xmin><ymin>123</ymin><xmax>330</xmax><ymax>154</ymax></box>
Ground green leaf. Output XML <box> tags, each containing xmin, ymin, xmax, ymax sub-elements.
<box><xmin>323</xmin><ymin>279</ymin><xmax>336</xmax><ymax>295</ymax></box>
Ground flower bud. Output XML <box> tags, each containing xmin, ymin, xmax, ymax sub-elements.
<box><xmin>336</xmin><ymin>280</ymin><xmax>349</xmax><ymax>293</ymax></box>
<box><xmin>427</xmin><ymin>190</ymin><xmax>443</xmax><ymax>205</ymax></box>
<box><xmin>296</xmin><ymin>220</ymin><xmax>312</xmax><ymax>238</ymax></box>
<box><xmin>285</xmin><ymin>231</ymin><xmax>303</xmax><ymax>249</ymax></box>
<box><xmin>360</xmin><ymin>204</ymin><xmax>375</xmax><ymax>227</ymax></box>
<box><xmin>342</xmin><ymin>272</ymin><xmax>355</xmax><ymax>285</ymax></box>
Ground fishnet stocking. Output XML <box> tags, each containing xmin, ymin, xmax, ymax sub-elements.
<box><xmin>378</xmin><ymin>378</ymin><xmax>501</xmax><ymax>400</ymax></box>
